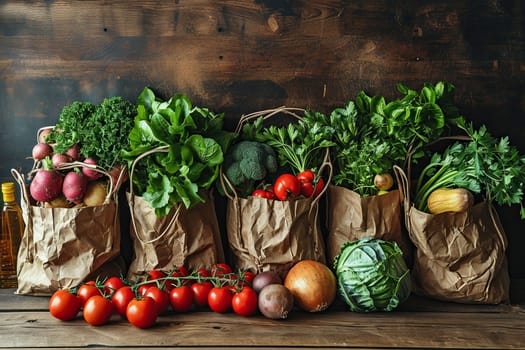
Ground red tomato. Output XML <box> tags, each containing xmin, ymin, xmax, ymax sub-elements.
<box><xmin>77</xmin><ymin>282</ymin><xmax>101</xmax><ymax>307</ymax></box>
<box><xmin>83</xmin><ymin>295</ymin><xmax>114</xmax><ymax>326</ymax></box>
<box><xmin>167</xmin><ymin>266</ymin><xmax>190</xmax><ymax>289</ymax></box>
<box><xmin>241</xmin><ymin>271</ymin><xmax>256</xmax><ymax>286</ymax></box>
<box><xmin>169</xmin><ymin>285</ymin><xmax>194</xmax><ymax>313</ymax></box>
<box><xmin>196</xmin><ymin>268</ymin><xmax>211</xmax><ymax>278</ymax></box>
<box><xmin>111</xmin><ymin>286</ymin><xmax>135</xmax><ymax>318</ymax></box>
<box><xmin>273</xmin><ymin>173</ymin><xmax>301</xmax><ymax>201</ymax></box>
<box><xmin>49</xmin><ymin>289</ymin><xmax>81</xmax><ymax>321</ymax></box>
<box><xmin>147</xmin><ymin>269</ymin><xmax>166</xmax><ymax>283</ymax></box>
<box><xmin>103</xmin><ymin>276</ymin><xmax>125</xmax><ymax>296</ymax></box>
<box><xmin>296</xmin><ymin>170</ymin><xmax>325</xmax><ymax>198</ymax></box>
<box><xmin>136</xmin><ymin>281</ymin><xmax>153</xmax><ymax>297</ymax></box>
<box><xmin>208</xmin><ymin>286</ymin><xmax>233</xmax><ymax>313</ymax></box>
<box><xmin>191</xmin><ymin>281</ymin><xmax>213</xmax><ymax>308</ymax></box>
<box><xmin>144</xmin><ymin>286</ymin><xmax>170</xmax><ymax>315</ymax></box>
<box><xmin>126</xmin><ymin>297</ymin><xmax>158</xmax><ymax>329</ymax></box>
<box><xmin>251</xmin><ymin>188</ymin><xmax>275</xmax><ymax>199</ymax></box>
<box><xmin>211</xmin><ymin>263</ymin><xmax>232</xmax><ymax>276</ymax></box>
<box><xmin>232</xmin><ymin>286</ymin><xmax>258</xmax><ymax>317</ymax></box>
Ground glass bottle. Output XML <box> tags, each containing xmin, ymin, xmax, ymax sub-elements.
<box><xmin>0</xmin><ymin>182</ymin><xmax>24</xmax><ymax>288</ymax></box>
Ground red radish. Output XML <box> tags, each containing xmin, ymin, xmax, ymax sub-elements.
<box><xmin>62</xmin><ymin>170</ymin><xmax>88</xmax><ymax>204</ymax></box>
<box><xmin>30</xmin><ymin>168</ymin><xmax>63</xmax><ymax>202</ymax></box>
<box><xmin>109</xmin><ymin>165</ymin><xmax>128</xmax><ymax>188</ymax></box>
<box><xmin>81</xmin><ymin>158</ymin><xmax>100</xmax><ymax>180</ymax></box>
<box><xmin>32</xmin><ymin>143</ymin><xmax>53</xmax><ymax>161</ymax></box>
<box><xmin>65</xmin><ymin>144</ymin><xmax>80</xmax><ymax>161</ymax></box>
<box><xmin>52</xmin><ymin>153</ymin><xmax>70</xmax><ymax>168</ymax></box>
<box><xmin>38</xmin><ymin>129</ymin><xmax>52</xmax><ymax>144</ymax></box>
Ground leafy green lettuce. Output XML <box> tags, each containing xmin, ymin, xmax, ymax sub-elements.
<box><xmin>122</xmin><ymin>87</ymin><xmax>235</xmax><ymax>217</ymax></box>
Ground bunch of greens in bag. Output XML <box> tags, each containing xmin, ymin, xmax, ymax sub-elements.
<box><xmin>413</xmin><ymin>120</ymin><xmax>525</xmax><ymax>218</ymax></box>
<box><xmin>122</xmin><ymin>87</ymin><xmax>235</xmax><ymax>217</ymax></box>
<box><xmin>329</xmin><ymin>82</ymin><xmax>464</xmax><ymax>197</ymax></box>
<box><xmin>46</xmin><ymin>97</ymin><xmax>137</xmax><ymax>170</ymax></box>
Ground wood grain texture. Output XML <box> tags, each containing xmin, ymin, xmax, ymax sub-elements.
<box><xmin>0</xmin><ymin>286</ymin><xmax>523</xmax><ymax>349</ymax></box>
<box><xmin>0</xmin><ymin>1</ymin><xmax>524</xmax><ymax>277</ymax></box>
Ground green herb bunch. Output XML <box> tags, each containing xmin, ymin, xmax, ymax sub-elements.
<box><xmin>329</xmin><ymin>82</ymin><xmax>464</xmax><ymax>196</ymax></box>
<box><xmin>47</xmin><ymin>97</ymin><xmax>136</xmax><ymax>169</ymax></box>
<box><xmin>241</xmin><ymin>109</ymin><xmax>336</xmax><ymax>175</ymax></box>
<box><xmin>122</xmin><ymin>87</ymin><xmax>235</xmax><ymax>217</ymax></box>
<box><xmin>414</xmin><ymin>120</ymin><xmax>525</xmax><ymax>218</ymax></box>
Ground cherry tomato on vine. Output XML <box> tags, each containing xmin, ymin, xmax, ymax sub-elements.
<box><xmin>111</xmin><ymin>285</ymin><xmax>135</xmax><ymax>318</ymax></box>
<box><xmin>211</xmin><ymin>263</ymin><xmax>232</xmax><ymax>276</ymax></box>
<box><xmin>273</xmin><ymin>173</ymin><xmax>301</xmax><ymax>201</ymax></box>
<box><xmin>168</xmin><ymin>265</ymin><xmax>190</xmax><ymax>289</ymax></box>
<box><xmin>241</xmin><ymin>271</ymin><xmax>256</xmax><ymax>286</ymax></box>
<box><xmin>103</xmin><ymin>276</ymin><xmax>125</xmax><ymax>296</ymax></box>
<box><xmin>126</xmin><ymin>297</ymin><xmax>158</xmax><ymax>329</ymax></box>
<box><xmin>144</xmin><ymin>286</ymin><xmax>170</xmax><ymax>315</ymax></box>
<box><xmin>296</xmin><ymin>170</ymin><xmax>324</xmax><ymax>198</ymax></box>
<box><xmin>169</xmin><ymin>285</ymin><xmax>194</xmax><ymax>313</ymax></box>
<box><xmin>191</xmin><ymin>281</ymin><xmax>213</xmax><ymax>308</ymax></box>
<box><xmin>49</xmin><ymin>289</ymin><xmax>81</xmax><ymax>321</ymax></box>
<box><xmin>196</xmin><ymin>268</ymin><xmax>211</xmax><ymax>278</ymax></box>
<box><xmin>77</xmin><ymin>282</ymin><xmax>101</xmax><ymax>307</ymax></box>
<box><xmin>208</xmin><ymin>286</ymin><xmax>233</xmax><ymax>313</ymax></box>
<box><xmin>232</xmin><ymin>286</ymin><xmax>258</xmax><ymax>317</ymax></box>
<box><xmin>147</xmin><ymin>269</ymin><xmax>166</xmax><ymax>284</ymax></box>
<box><xmin>137</xmin><ymin>283</ymin><xmax>151</xmax><ymax>297</ymax></box>
<box><xmin>83</xmin><ymin>295</ymin><xmax>114</xmax><ymax>326</ymax></box>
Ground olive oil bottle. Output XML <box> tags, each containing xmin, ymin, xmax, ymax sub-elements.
<box><xmin>0</xmin><ymin>182</ymin><xmax>23</xmax><ymax>288</ymax></box>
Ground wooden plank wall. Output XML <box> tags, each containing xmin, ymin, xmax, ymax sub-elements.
<box><xmin>1</xmin><ymin>1</ymin><xmax>524</xmax><ymax>277</ymax></box>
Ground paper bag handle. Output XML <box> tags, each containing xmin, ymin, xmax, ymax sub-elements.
<box><xmin>127</xmin><ymin>145</ymin><xmax>182</xmax><ymax>245</ymax></box>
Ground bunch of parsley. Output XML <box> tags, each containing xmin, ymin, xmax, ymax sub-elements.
<box><xmin>329</xmin><ymin>82</ymin><xmax>464</xmax><ymax>197</ymax></box>
<box><xmin>414</xmin><ymin>120</ymin><xmax>525</xmax><ymax>218</ymax></box>
<box><xmin>241</xmin><ymin>108</ymin><xmax>336</xmax><ymax>175</ymax></box>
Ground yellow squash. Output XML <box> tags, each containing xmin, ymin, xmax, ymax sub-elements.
<box><xmin>427</xmin><ymin>188</ymin><xmax>474</xmax><ymax>214</ymax></box>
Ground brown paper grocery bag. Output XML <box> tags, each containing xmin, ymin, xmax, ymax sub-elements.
<box><xmin>125</xmin><ymin>146</ymin><xmax>225</xmax><ymax>282</ymax></box>
<box><xmin>219</xmin><ymin>106</ymin><xmax>330</xmax><ymax>279</ymax></box>
<box><xmin>394</xmin><ymin>165</ymin><xmax>510</xmax><ymax>304</ymax></box>
<box><xmin>126</xmin><ymin>190</ymin><xmax>225</xmax><ymax>282</ymax></box>
<box><xmin>13</xmin><ymin>167</ymin><xmax>123</xmax><ymax>296</ymax></box>
<box><xmin>225</xmin><ymin>193</ymin><xmax>326</xmax><ymax>280</ymax></box>
<box><xmin>326</xmin><ymin>184</ymin><xmax>413</xmax><ymax>267</ymax></box>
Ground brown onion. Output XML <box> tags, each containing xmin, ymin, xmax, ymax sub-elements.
<box><xmin>284</xmin><ymin>260</ymin><xmax>337</xmax><ymax>312</ymax></box>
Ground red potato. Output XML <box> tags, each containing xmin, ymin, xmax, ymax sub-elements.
<box><xmin>252</xmin><ymin>271</ymin><xmax>282</xmax><ymax>293</ymax></box>
<box><xmin>81</xmin><ymin>158</ymin><xmax>101</xmax><ymax>180</ymax></box>
<box><xmin>30</xmin><ymin>168</ymin><xmax>63</xmax><ymax>202</ymax></box>
<box><xmin>32</xmin><ymin>143</ymin><xmax>53</xmax><ymax>161</ymax></box>
<box><xmin>62</xmin><ymin>171</ymin><xmax>88</xmax><ymax>204</ymax></box>
<box><xmin>258</xmin><ymin>284</ymin><xmax>294</xmax><ymax>320</ymax></box>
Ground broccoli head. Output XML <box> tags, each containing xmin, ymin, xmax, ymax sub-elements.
<box><xmin>223</xmin><ymin>140</ymin><xmax>278</xmax><ymax>196</ymax></box>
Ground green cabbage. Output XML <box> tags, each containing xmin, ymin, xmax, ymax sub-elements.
<box><xmin>334</xmin><ymin>238</ymin><xmax>411</xmax><ymax>312</ymax></box>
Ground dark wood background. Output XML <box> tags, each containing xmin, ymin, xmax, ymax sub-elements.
<box><xmin>1</xmin><ymin>1</ymin><xmax>524</xmax><ymax>277</ymax></box>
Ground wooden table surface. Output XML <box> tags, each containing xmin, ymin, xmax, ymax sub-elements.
<box><xmin>0</xmin><ymin>283</ymin><xmax>524</xmax><ymax>350</ymax></box>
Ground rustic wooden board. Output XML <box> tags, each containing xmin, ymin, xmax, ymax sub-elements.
<box><xmin>1</xmin><ymin>308</ymin><xmax>524</xmax><ymax>349</ymax></box>
<box><xmin>0</xmin><ymin>287</ymin><xmax>524</xmax><ymax>349</ymax></box>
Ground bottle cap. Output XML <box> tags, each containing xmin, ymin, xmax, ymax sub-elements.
<box><xmin>2</xmin><ymin>182</ymin><xmax>16</xmax><ymax>202</ymax></box>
